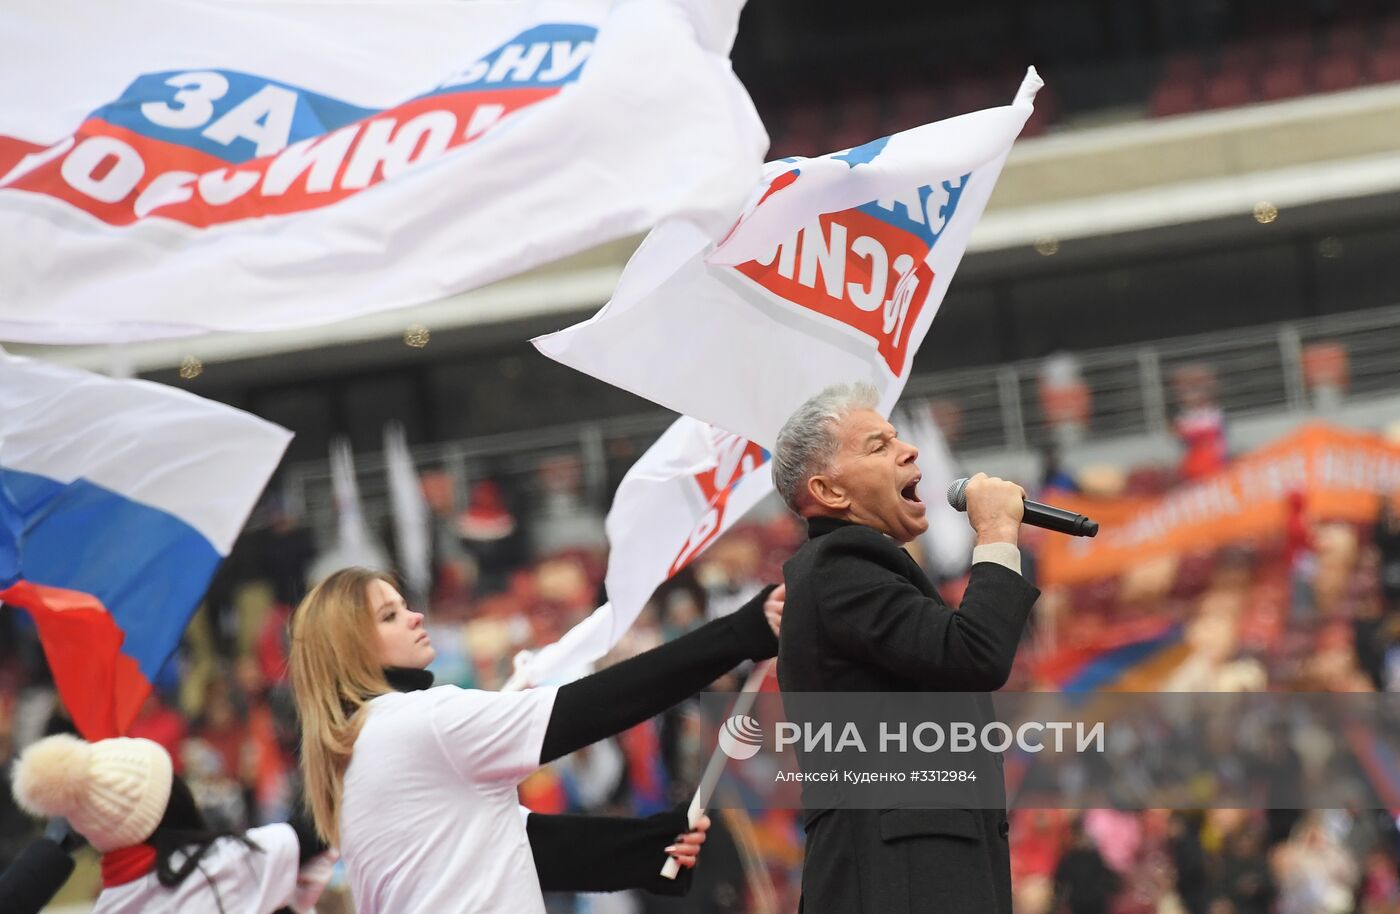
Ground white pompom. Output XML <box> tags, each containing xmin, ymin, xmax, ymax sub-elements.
<box><xmin>11</xmin><ymin>734</ymin><xmax>93</xmax><ymax>819</ymax></box>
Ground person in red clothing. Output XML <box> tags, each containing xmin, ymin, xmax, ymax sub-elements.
<box><xmin>1284</xmin><ymin>489</ymin><xmax>1318</xmax><ymax>623</ymax></box>
<box><xmin>127</xmin><ymin>695</ymin><xmax>187</xmax><ymax>775</ymax></box>
<box><xmin>1172</xmin><ymin>367</ymin><xmax>1228</xmax><ymax>482</ymax></box>
<box><xmin>1174</xmin><ymin>403</ymin><xmax>1227</xmax><ymax>481</ymax></box>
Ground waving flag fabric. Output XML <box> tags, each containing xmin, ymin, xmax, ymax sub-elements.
<box><xmin>1034</xmin><ymin>620</ymin><xmax>1187</xmax><ymax>693</ymax></box>
<box><xmin>535</xmin><ymin>69</ymin><xmax>1041</xmax><ymax>449</ymax></box>
<box><xmin>0</xmin><ymin>350</ymin><xmax>291</xmax><ymax>737</ymax></box>
<box><xmin>385</xmin><ymin>422</ymin><xmax>432</xmax><ymax>603</ymax></box>
<box><xmin>507</xmin><ymin>417</ymin><xmax>772</xmax><ymax>688</ymax></box>
<box><xmin>0</xmin><ymin>0</ymin><xmax>766</xmax><ymax>344</ymax></box>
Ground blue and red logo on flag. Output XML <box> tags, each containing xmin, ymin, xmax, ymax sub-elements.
<box><xmin>729</xmin><ymin>138</ymin><xmax>970</xmax><ymax>377</ymax></box>
<box><xmin>0</xmin><ymin>24</ymin><xmax>596</xmax><ymax>227</ymax></box>
<box><xmin>668</xmin><ymin>431</ymin><xmax>770</xmax><ymax>576</ymax></box>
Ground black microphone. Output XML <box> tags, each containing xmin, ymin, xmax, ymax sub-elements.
<box><xmin>945</xmin><ymin>477</ymin><xmax>1099</xmax><ymax>538</ymax></box>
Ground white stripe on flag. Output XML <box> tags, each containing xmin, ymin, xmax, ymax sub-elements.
<box><xmin>0</xmin><ymin>348</ymin><xmax>290</xmax><ymax>555</ymax></box>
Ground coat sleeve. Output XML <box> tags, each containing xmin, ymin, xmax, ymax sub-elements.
<box><xmin>527</xmin><ymin>809</ymin><xmax>693</xmax><ymax>896</ymax></box>
<box><xmin>0</xmin><ymin>839</ymin><xmax>73</xmax><ymax>914</ymax></box>
<box><xmin>539</xmin><ymin>585</ymin><xmax>776</xmax><ymax>763</ymax></box>
<box><xmin>817</xmin><ymin>529</ymin><xmax>1039</xmax><ymax>690</ymax></box>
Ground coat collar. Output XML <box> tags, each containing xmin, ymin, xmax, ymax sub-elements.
<box><xmin>384</xmin><ymin>666</ymin><xmax>435</xmax><ymax>692</ymax></box>
<box><xmin>804</xmin><ymin>515</ymin><xmax>864</xmax><ymax>539</ymax></box>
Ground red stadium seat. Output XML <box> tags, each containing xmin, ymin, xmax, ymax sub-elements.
<box><xmin>1149</xmin><ymin>79</ymin><xmax>1201</xmax><ymax>117</ymax></box>
<box><xmin>1202</xmin><ymin>71</ymin><xmax>1254</xmax><ymax>109</ymax></box>
<box><xmin>1316</xmin><ymin>53</ymin><xmax>1365</xmax><ymax>92</ymax></box>
<box><xmin>770</xmin><ymin>128</ymin><xmax>827</xmax><ymax>159</ymax></box>
<box><xmin>1021</xmin><ymin>103</ymin><xmax>1050</xmax><ymax>137</ymax></box>
<box><xmin>1325</xmin><ymin>24</ymin><xmax>1369</xmax><ymax>60</ymax></box>
<box><xmin>1266</xmin><ymin>33</ymin><xmax>1314</xmax><ymax>67</ymax></box>
<box><xmin>1372</xmin><ymin>46</ymin><xmax>1400</xmax><ymax>84</ymax></box>
<box><xmin>1259</xmin><ymin>61</ymin><xmax>1311</xmax><ymax>101</ymax></box>
<box><xmin>1382</xmin><ymin>16</ymin><xmax>1400</xmax><ymax>49</ymax></box>
<box><xmin>828</xmin><ymin>93</ymin><xmax>882</xmax><ymax>152</ymax></box>
<box><xmin>891</xmin><ymin>86</ymin><xmax>943</xmax><ymax>130</ymax></box>
<box><xmin>1163</xmin><ymin>51</ymin><xmax>1205</xmax><ymax>82</ymax></box>
<box><xmin>1217</xmin><ymin>42</ymin><xmax>1264</xmax><ymax>73</ymax></box>
<box><xmin>949</xmin><ymin>79</ymin><xmax>1000</xmax><ymax>116</ymax></box>
<box><xmin>784</xmin><ymin>102</ymin><xmax>829</xmax><ymax>136</ymax></box>
<box><xmin>774</xmin><ymin>102</ymin><xmax>832</xmax><ymax>157</ymax></box>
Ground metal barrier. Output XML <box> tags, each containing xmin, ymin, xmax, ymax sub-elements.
<box><xmin>284</xmin><ymin>303</ymin><xmax>1400</xmax><ymax>541</ymax></box>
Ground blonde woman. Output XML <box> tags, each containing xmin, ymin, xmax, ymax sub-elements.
<box><xmin>290</xmin><ymin>567</ymin><xmax>782</xmax><ymax>914</ymax></box>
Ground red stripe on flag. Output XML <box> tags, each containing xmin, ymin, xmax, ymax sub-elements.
<box><xmin>2</xmin><ymin>86</ymin><xmax>555</xmax><ymax>228</ymax></box>
<box><xmin>0</xmin><ymin>135</ymin><xmax>49</xmax><ymax>181</ymax></box>
<box><xmin>1</xmin><ymin>581</ymin><xmax>150</xmax><ymax>739</ymax></box>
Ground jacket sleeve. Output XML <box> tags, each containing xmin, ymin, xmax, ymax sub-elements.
<box><xmin>540</xmin><ymin>584</ymin><xmax>777</xmax><ymax>763</ymax></box>
<box><xmin>817</xmin><ymin>529</ymin><xmax>1039</xmax><ymax>690</ymax></box>
<box><xmin>527</xmin><ymin>809</ymin><xmax>693</xmax><ymax>896</ymax></box>
<box><xmin>0</xmin><ymin>839</ymin><xmax>75</xmax><ymax>914</ymax></box>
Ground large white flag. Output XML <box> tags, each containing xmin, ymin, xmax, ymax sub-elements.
<box><xmin>507</xmin><ymin>417</ymin><xmax>773</xmax><ymax>688</ymax></box>
<box><xmin>0</xmin><ymin>0</ymin><xmax>766</xmax><ymax>344</ymax></box>
<box><xmin>535</xmin><ymin>69</ymin><xmax>1042</xmax><ymax>449</ymax></box>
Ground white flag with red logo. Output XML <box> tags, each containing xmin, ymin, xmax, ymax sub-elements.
<box><xmin>0</xmin><ymin>0</ymin><xmax>765</xmax><ymax>344</ymax></box>
<box><xmin>535</xmin><ymin>69</ymin><xmax>1041</xmax><ymax>449</ymax></box>
<box><xmin>506</xmin><ymin>416</ymin><xmax>772</xmax><ymax>688</ymax></box>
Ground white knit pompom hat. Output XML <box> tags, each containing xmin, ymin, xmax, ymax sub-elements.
<box><xmin>11</xmin><ymin>734</ymin><xmax>173</xmax><ymax>852</ymax></box>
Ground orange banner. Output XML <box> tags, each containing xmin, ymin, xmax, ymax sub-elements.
<box><xmin>1038</xmin><ymin>423</ymin><xmax>1400</xmax><ymax>586</ymax></box>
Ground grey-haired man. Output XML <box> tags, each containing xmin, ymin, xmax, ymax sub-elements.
<box><xmin>773</xmin><ymin>382</ymin><xmax>1040</xmax><ymax>914</ymax></box>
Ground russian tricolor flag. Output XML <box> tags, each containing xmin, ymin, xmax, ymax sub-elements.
<box><xmin>0</xmin><ymin>350</ymin><xmax>290</xmax><ymax>738</ymax></box>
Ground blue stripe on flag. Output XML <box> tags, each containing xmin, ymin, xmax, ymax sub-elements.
<box><xmin>89</xmin><ymin>23</ymin><xmax>597</xmax><ymax>165</ymax></box>
<box><xmin>96</xmin><ymin>71</ymin><xmax>377</xmax><ymax>165</ymax></box>
<box><xmin>1061</xmin><ymin>626</ymin><xmax>1183</xmax><ymax>693</ymax></box>
<box><xmin>1</xmin><ymin>467</ymin><xmax>221</xmax><ymax>681</ymax></box>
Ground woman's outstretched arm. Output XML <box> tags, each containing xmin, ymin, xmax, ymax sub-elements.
<box><xmin>539</xmin><ymin>584</ymin><xmax>778</xmax><ymax>763</ymax></box>
<box><xmin>527</xmin><ymin>808</ymin><xmax>708</xmax><ymax>895</ymax></box>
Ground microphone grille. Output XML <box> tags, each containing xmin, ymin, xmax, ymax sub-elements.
<box><xmin>946</xmin><ymin>477</ymin><xmax>970</xmax><ymax>511</ymax></box>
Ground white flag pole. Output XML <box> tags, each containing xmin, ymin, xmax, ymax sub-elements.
<box><xmin>661</xmin><ymin>657</ymin><xmax>774</xmax><ymax>879</ymax></box>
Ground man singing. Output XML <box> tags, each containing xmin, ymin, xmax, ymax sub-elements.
<box><xmin>773</xmin><ymin>382</ymin><xmax>1040</xmax><ymax>914</ymax></box>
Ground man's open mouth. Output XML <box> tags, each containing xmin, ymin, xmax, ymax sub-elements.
<box><xmin>900</xmin><ymin>476</ymin><xmax>923</xmax><ymax>505</ymax></box>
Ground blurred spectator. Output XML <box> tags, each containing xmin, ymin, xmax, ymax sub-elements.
<box><xmin>190</xmin><ymin>676</ymin><xmax>250</xmax><ymax>788</ymax></box>
<box><xmin>1272</xmin><ymin>813</ymin><xmax>1359</xmax><ymax>914</ymax></box>
<box><xmin>457</xmin><ymin>477</ymin><xmax>527</xmax><ymax>596</ymax></box>
<box><xmin>1263</xmin><ymin>724</ymin><xmax>1306</xmax><ymax>846</ymax></box>
<box><xmin>1039</xmin><ymin>346</ymin><xmax>1091</xmax><ymax>450</ymax></box>
<box><xmin>1168</xmin><ymin>812</ymin><xmax>1211</xmax><ymax>914</ymax></box>
<box><xmin>1285</xmin><ymin>489</ymin><xmax>1319</xmax><ymax>623</ymax></box>
<box><xmin>126</xmin><ymin>693</ymin><xmax>187</xmax><ymax>775</ymax></box>
<box><xmin>529</xmin><ymin>454</ymin><xmax>607</xmax><ymax>558</ymax></box>
<box><xmin>1053</xmin><ymin>817</ymin><xmax>1122</xmax><ymax>914</ymax></box>
<box><xmin>695</xmin><ymin>535</ymin><xmax>766</xmax><ymax>623</ymax></box>
<box><xmin>254</xmin><ymin>599</ymin><xmax>293</xmax><ymax>685</ymax></box>
<box><xmin>1217</xmin><ymin>824</ymin><xmax>1275</xmax><ymax>914</ymax></box>
<box><xmin>0</xmin><ymin>700</ymin><xmax>38</xmax><ymax>872</ymax></box>
<box><xmin>421</xmin><ymin>468</ymin><xmax>473</xmax><ymax>612</ymax></box>
<box><xmin>1302</xmin><ymin>342</ymin><xmax>1349</xmax><ymax>414</ymax></box>
<box><xmin>1375</xmin><ymin>496</ymin><xmax>1400</xmax><ymax>612</ymax></box>
<box><xmin>1172</xmin><ymin>364</ymin><xmax>1228</xmax><ymax>482</ymax></box>
<box><xmin>1359</xmin><ymin>845</ymin><xmax>1400</xmax><ymax>913</ymax></box>
<box><xmin>262</xmin><ymin>496</ymin><xmax>316</xmax><ymax>608</ymax></box>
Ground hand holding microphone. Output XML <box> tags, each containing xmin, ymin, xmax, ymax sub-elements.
<box><xmin>947</xmin><ymin>474</ymin><xmax>1099</xmax><ymax>538</ymax></box>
